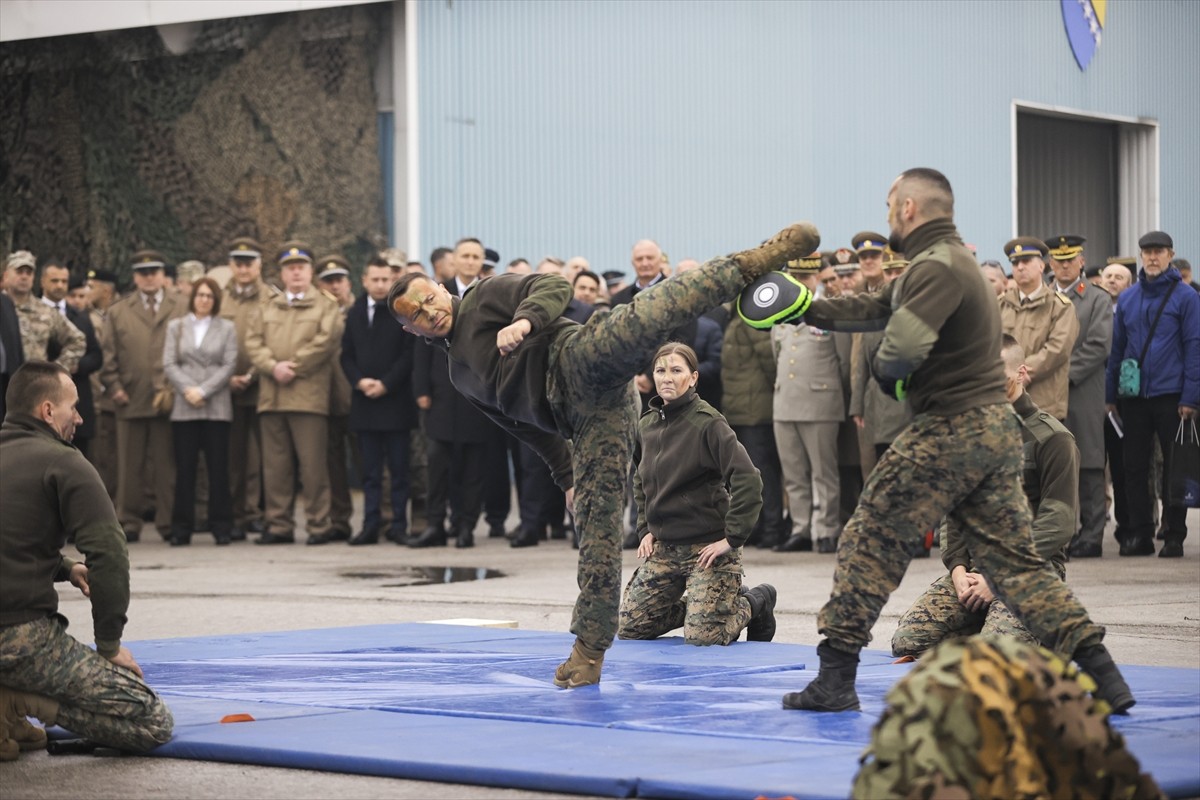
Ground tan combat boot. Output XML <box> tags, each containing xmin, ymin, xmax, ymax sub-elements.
<box><xmin>0</xmin><ymin>712</ymin><xmax>18</xmax><ymax>762</ymax></box>
<box><xmin>9</xmin><ymin>718</ymin><xmax>47</xmax><ymax>752</ymax></box>
<box><xmin>553</xmin><ymin>640</ymin><xmax>605</xmax><ymax>689</ymax></box>
<box><xmin>731</xmin><ymin>222</ymin><xmax>821</xmax><ymax>281</ymax></box>
<box><xmin>0</xmin><ymin>687</ymin><xmax>59</xmax><ymax>728</ymax></box>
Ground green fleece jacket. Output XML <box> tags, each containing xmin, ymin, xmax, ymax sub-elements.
<box><xmin>803</xmin><ymin>219</ymin><xmax>1008</xmax><ymax>416</ymax></box>
<box><xmin>633</xmin><ymin>388</ymin><xmax>762</xmax><ymax>548</ymax></box>
<box><xmin>0</xmin><ymin>414</ymin><xmax>130</xmax><ymax>657</ymax></box>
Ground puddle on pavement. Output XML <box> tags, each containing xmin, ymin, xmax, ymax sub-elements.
<box><xmin>341</xmin><ymin>566</ymin><xmax>505</xmax><ymax>587</ymax></box>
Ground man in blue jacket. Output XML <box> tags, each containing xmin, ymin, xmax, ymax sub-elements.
<box><xmin>1105</xmin><ymin>231</ymin><xmax>1200</xmax><ymax>558</ymax></box>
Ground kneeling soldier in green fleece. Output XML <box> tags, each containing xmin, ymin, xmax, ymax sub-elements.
<box><xmin>0</xmin><ymin>361</ymin><xmax>174</xmax><ymax>758</ymax></box>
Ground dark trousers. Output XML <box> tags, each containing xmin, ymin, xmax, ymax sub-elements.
<box><xmin>517</xmin><ymin>440</ymin><xmax>563</xmax><ymax>535</ymax></box>
<box><xmin>732</xmin><ymin>423</ymin><xmax>786</xmax><ymax>544</ymax></box>
<box><xmin>359</xmin><ymin>430</ymin><xmax>411</xmax><ymax>536</ymax></box>
<box><xmin>483</xmin><ymin>423</ymin><xmax>513</xmax><ymax>531</ymax></box>
<box><xmin>172</xmin><ymin>420</ymin><xmax>232</xmax><ymax>534</ymax></box>
<box><xmin>426</xmin><ymin>437</ymin><xmax>485</xmax><ymax>533</ymax></box>
<box><xmin>1120</xmin><ymin>394</ymin><xmax>1188</xmax><ymax>542</ymax></box>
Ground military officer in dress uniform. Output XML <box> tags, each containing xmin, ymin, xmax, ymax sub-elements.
<box><xmin>1046</xmin><ymin>235</ymin><xmax>1113</xmax><ymax>558</ymax></box>
<box><xmin>998</xmin><ymin>237</ymin><xmax>1078</xmax><ymax>421</ymax></box>
<box><xmin>246</xmin><ymin>242</ymin><xmax>343</xmax><ymax>545</ymax></box>
<box><xmin>773</xmin><ymin>253</ymin><xmax>850</xmax><ymax>554</ymax></box>
<box><xmin>101</xmin><ymin>250</ymin><xmax>187</xmax><ymax>541</ymax></box>
<box><xmin>314</xmin><ymin>254</ymin><xmax>356</xmax><ymax>544</ymax></box>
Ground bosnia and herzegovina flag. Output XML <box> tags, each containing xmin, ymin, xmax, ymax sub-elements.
<box><xmin>1062</xmin><ymin>0</ymin><xmax>1106</xmax><ymax>71</ymax></box>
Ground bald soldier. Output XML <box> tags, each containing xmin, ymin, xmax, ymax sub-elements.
<box><xmin>739</xmin><ymin>168</ymin><xmax>1133</xmax><ymax>716</ymax></box>
<box><xmin>388</xmin><ymin>223</ymin><xmax>818</xmax><ymax>687</ymax></box>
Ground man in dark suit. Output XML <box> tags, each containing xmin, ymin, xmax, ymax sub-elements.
<box><xmin>0</xmin><ymin>291</ymin><xmax>25</xmax><ymax>420</ymax></box>
<box><xmin>44</xmin><ymin>268</ymin><xmax>103</xmax><ymax>458</ymax></box>
<box><xmin>340</xmin><ymin>256</ymin><xmax>419</xmax><ymax>545</ymax></box>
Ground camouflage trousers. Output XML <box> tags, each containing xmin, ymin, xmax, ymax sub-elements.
<box><xmin>548</xmin><ymin>256</ymin><xmax>746</xmax><ymax>651</ymax></box>
<box><xmin>891</xmin><ymin>573</ymin><xmax>1035</xmax><ymax>658</ymax></box>
<box><xmin>853</xmin><ymin>636</ymin><xmax>1162</xmax><ymax>800</ymax></box>
<box><xmin>617</xmin><ymin>540</ymin><xmax>751</xmax><ymax>646</ymax></box>
<box><xmin>0</xmin><ymin>616</ymin><xmax>173</xmax><ymax>752</ymax></box>
<box><xmin>820</xmin><ymin>404</ymin><xmax>1103</xmax><ymax>658</ymax></box>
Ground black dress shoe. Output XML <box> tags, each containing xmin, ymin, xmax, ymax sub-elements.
<box><xmin>510</xmin><ymin>529</ymin><xmax>540</xmax><ymax>548</ymax></box>
<box><xmin>385</xmin><ymin>526</ymin><xmax>407</xmax><ymax>544</ymax></box>
<box><xmin>247</xmin><ymin>519</ymin><xmax>266</xmax><ymax>534</ymax></box>
<box><xmin>168</xmin><ymin>534</ymin><xmax>191</xmax><ymax>547</ymax></box>
<box><xmin>1159</xmin><ymin>540</ymin><xmax>1184</xmax><ymax>558</ymax></box>
<box><xmin>348</xmin><ymin>528</ymin><xmax>380</xmax><ymax>546</ymax></box>
<box><xmin>816</xmin><ymin>537</ymin><xmax>837</xmax><ymax>554</ymax></box>
<box><xmin>549</xmin><ymin>526</ymin><xmax>567</xmax><ymax>540</ymax></box>
<box><xmin>306</xmin><ymin>533</ymin><xmax>335</xmax><ymax>546</ymax></box>
<box><xmin>1118</xmin><ymin>535</ymin><xmax>1155</xmax><ymax>556</ymax></box>
<box><xmin>488</xmin><ymin>524</ymin><xmax>507</xmax><ymax>539</ymax></box>
<box><xmin>408</xmin><ymin>526</ymin><xmax>447</xmax><ymax>548</ymax></box>
<box><xmin>328</xmin><ymin>527</ymin><xmax>352</xmax><ymax>543</ymax></box>
<box><xmin>773</xmin><ymin>535</ymin><xmax>813</xmax><ymax>553</ymax></box>
<box><xmin>256</xmin><ymin>533</ymin><xmax>295</xmax><ymax>545</ymax></box>
<box><xmin>1069</xmin><ymin>540</ymin><xmax>1102</xmax><ymax>559</ymax></box>
<box><xmin>456</xmin><ymin>528</ymin><xmax>475</xmax><ymax>548</ymax></box>
<box><xmin>228</xmin><ymin>526</ymin><xmax>247</xmax><ymax>542</ymax></box>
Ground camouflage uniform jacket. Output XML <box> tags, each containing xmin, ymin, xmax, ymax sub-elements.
<box><xmin>11</xmin><ymin>295</ymin><xmax>85</xmax><ymax>371</ymax></box>
<box><xmin>998</xmin><ymin>284</ymin><xmax>1079</xmax><ymax>420</ymax></box>
<box><xmin>0</xmin><ymin>414</ymin><xmax>130</xmax><ymax>657</ymax></box>
<box><xmin>803</xmin><ymin>219</ymin><xmax>1009</xmax><ymax>417</ymax></box>
<box><xmin>942</xmin><ymin>391</ymin><xmax>1078</xmax><ymax>577</ymax></box>
<box><xmin>633</xmin><ymin>388</ymin><xmax>762</xmax><ymax>548</ymax></box>
<box><xmin>444</xmin><ymin>272</ymin><xmax>578</xmax><ymax>490</ymax></box>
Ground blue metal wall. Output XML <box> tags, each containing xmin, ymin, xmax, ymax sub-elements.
<box><xmin>416</xmin><ymin>0</ymin><xmax>1198</xmax><ymax>276</ymax></box>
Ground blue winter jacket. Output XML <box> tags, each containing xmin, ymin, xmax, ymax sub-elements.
<box><xmin>1106</xmin><ymin>267</ymin><xmax>1200</xmax><ymax>407</ymax></box>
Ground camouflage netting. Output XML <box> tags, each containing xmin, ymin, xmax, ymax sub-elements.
<box><xmin>0</xmin><ymin>5</ymin><xmax>388</xmax><ymax>287</ymax></box>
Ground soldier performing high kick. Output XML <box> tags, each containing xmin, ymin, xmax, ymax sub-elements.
<box><xmin>738</xmin><ymin>168</ymin><xmax>1134</xmax><ymax>715</ymax></box>
<box><xmin>388</xmin><ymin>224</ymin><xmax>818</xmax><ymax>687</ymax></box>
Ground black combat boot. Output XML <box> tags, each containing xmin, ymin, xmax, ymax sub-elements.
<box><xmin>741</xmin><ymin>584</ymin><xmax>778</xmax><ymax>642</ymax></box>
<box><xmin>782</xmin><ymin>640</ymin><xmax>861</xmax><ymax>711</ymax></box>
<box><xmin>1074</xmin><ymin>643</ymin><xmax>1136</xmax><ymax>714</ymax></box>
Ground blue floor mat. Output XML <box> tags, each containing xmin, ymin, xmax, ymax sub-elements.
<box><xmin>109</xmin><ymin>623</ymin><xmax>1199</xmax><ymax>799</ymax></box>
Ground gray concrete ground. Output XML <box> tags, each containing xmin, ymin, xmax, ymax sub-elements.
<box><xmin>4</xmin><ymin>497</ymin><xmax>1198</xmax><ymax>800</ymax></box>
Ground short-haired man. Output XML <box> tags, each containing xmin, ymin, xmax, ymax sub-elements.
<box><xmin>101</xmin><ymin>249</ymin><xmax>187</xmax><ymax>541</ymax></box>
<box><xmin>451</xmin><ymin>239</ymin><xmax>484</xmax><ymax>293</ymax></box>
<box><xmin>610</xmin><ymin>240</ymin><xmax>666</xmax><ymax>306</ymax></box>
<box><xmin>573</xmin><ymin>270</ymin><xmax>602</xmax><ymax>307</ymax></box>
<box><xmin>998</xmin><ymin>237</ymin><xmax>1078</xmax><ymax>420</ymax></box>
<box><xmin>41</xmin><ymin>263</ymin><xmax>103</xmax><ymax>459</ymax></box>
<box><xmin>0</xmin><ymin>361</ymin><xmax>174</xmax><ymax>756</ymax></box>
<box><xmin>246</xmin><ymin>242</ymin><xmax>344</xmax><ymax>545</ymax></box>
<box><xmin>739</xmin><ymin>168</ymin><xmax>1132</xmax><ymax>715</ymax></box>
<box><xmin>1105</xmin><ymin>231</ymin><xmax>1199</xmax><ymax>558</ymax></box>
<box><xmin>979</xmin><ymin>260</ymin><xmax>1008</xmax><ymax>297</ymax></box>
<box><xmin>1173</xmin><ymin>258</ymin><xmax>1199</xmax><ymax>293</ymax></box>
<box><xmin>1102</xmin><ymin>258</ymin><xmax>1136</xmax><ymax>299</ymax></box>
<box><xmin>388</xmin><ymin>221</ymin><xmax>817</xmax><ymax>687</ymax></box>
<box><xmin>341</xmin><ymin>256</ymin><xmax>419</xmax><ymax>545</ymax></box>
<box><xmin>892</xmin><ymin>336</ymin><xmax>1079</xmax><ymax>657</ymax></box>
<box><xmin>429</xmin><ymin>247</ymin><xmax>455</xmax><ymax>283</ymax></box>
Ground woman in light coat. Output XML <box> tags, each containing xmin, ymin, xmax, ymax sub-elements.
<box><xmin>163</xmin><ymin>277</ymin><xmax>238</xmax><ymax>545</ymax></box>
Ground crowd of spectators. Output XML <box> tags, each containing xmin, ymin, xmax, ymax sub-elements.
<box><xmin>1</xmin><ymin>230</ymin><xmax>1195</xmax><ymax>561</ymax></box>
